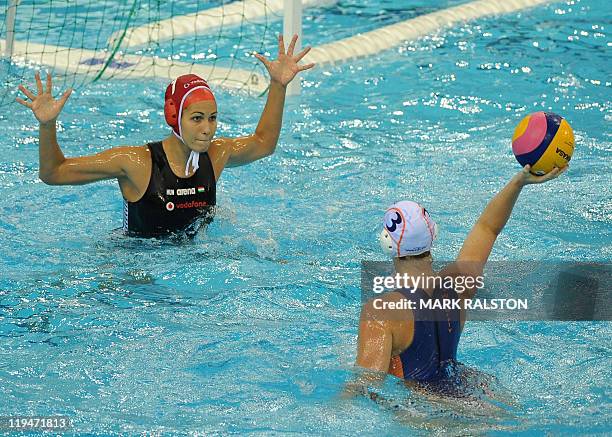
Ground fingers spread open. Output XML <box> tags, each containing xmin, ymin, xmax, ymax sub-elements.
<box><xmin>287</xmin><ymin>34</ymin><xmax>298</xmax><ymax>56</ymax></box>
<box><xmin>18</xmin><ymin>84</ymin><xmax>36</xmax><ymax>100</ymax></box>
<box><xmin>277</xmin><ymin>34</ymin><xmax>285</xmax><ymax>57</ymax></box>
<box><xmin>35</xmin><ymin>72</ymin><xmax>43</xmax><ymax>95</ymax></box>
<box><xmin>294</xmin><ymin>46</ymin><xmax>311</xmax><ymax>62</ymax></box>
<box><xmin>58</xmin><ymin>88</ymin><xmax>73</xmax><ymax>108</ymax></box>
<box><xmin>254</xmin><ymin>53</ymin><xmax>270</xmax><ymax>67</ymax></box>
<box><xmin>298</xmin><ymin>62</ymin><xmax>315</xmax><ymax>72</ymax></box>
<box><xmin>15</xmin><ymin>97</ymin><xmax>32</xmax><ymax>108</ymax></box>
<box><xmin>46</xmin><ymin>73</ymin><xmax>52</xmax><ymax>94</ymax></box>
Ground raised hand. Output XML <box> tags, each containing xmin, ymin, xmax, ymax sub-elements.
<box><xmin>16</xmin><ymin>72</ymin><xmax>72</xmax><ymax>125</ymax></box>
<box><xmin>514</xmin><ymin>164</ymin><xmax>568</xmax><ymax>186</ymax></box>
<box><xmin>254</xmin><ymin>34</ymin><xmax>315</xmax><ymax>87</ymax></box>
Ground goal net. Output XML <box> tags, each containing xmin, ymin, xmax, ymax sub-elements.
<box><xmin>0</xmin><ymin>0</ymin><xmax>324</xmax><ymax>106</ymax></box>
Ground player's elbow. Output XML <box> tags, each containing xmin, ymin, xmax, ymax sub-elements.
<box><xmin>477</xmin><ymin>217</ymin><xmax>503</xmax><ymax>237</ymax></box>
<box><xmin>255</xmin><ymin>131</ymin><xmax>279</xmax><ymax>157</ymax></box>
<box><xmin>39</xmin><ymin>157</ymin><xmax>70</xmax><ymax>185</ymax></box>
<box><xmin>259</xmin><ymin>145</ymin><xmax>276</xmax><ymax>159</ymax></box>
<box><xmin>262</xmin><ymin>141</ymin><xmax>278</xmax><ymax>158</ymax></box>
<box><xmin>39</xmin><ymin>170</ymin><xmax>60</xmax><ymax>185</ymax></box>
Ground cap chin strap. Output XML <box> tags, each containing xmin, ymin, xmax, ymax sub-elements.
<box><xmin>170</xmin><ymin>130</ymin><xmax>200</xmax><ymax>176</ymax></box>
<box><xmin>185</xmin><ymin>150</ymin><xmax>200</xmax><ymax>176</ymax></box>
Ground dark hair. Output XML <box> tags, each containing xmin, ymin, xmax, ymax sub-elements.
<box><xmin>398</xmin><ymin>251</ymin><xmax>431</xmax><ymax>260</ymax></box>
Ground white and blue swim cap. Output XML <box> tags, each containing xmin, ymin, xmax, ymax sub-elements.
<box><xmin>379</xmin><ymin>200</ymin><xmax>438</xmax><ymax>258</ymax></box>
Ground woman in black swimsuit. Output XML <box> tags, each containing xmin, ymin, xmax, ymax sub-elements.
<box><xmin>16</xmin><ymin>34</ymin><xmax>314</xmax><ymax>237</ymax></box>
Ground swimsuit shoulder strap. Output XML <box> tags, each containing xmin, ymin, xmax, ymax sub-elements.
<box><xmin>197</xmin><ymin>151</ymin><xmax>216</xmax><ymax>180</ymax></box>
<box><xmin>147</xmin><ymin>141</ymin><xmax>168</xmax><ymax>168</ymax></box>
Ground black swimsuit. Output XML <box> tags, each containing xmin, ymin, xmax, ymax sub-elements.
<box><xmin>122</xmin><ymin>141</ymin><xmax>216</xmax><ymax>238</ymax></box>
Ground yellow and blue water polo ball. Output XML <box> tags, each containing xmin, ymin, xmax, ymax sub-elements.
<box><xmin>512</xmin><ymin>111</ymin><xmax>575</xmax><ymax>175</ymax></box>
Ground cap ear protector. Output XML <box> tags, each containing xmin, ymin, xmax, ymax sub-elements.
<box><xmin>164</xmin><ymin>99</ymin><xmax>178</xmax><ymax>126</ymax></box>
<box><xmin>379</xmin><ymin>228</ymin><xmax>396</xmax><ymax>257</ymax></box>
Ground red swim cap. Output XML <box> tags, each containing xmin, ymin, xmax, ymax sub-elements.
<box><xmin>164</xmin><ymin>74</ymin><xmax>215</xmax><ymax>141</ymax></box>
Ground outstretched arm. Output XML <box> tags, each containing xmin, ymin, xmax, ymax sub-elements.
<box><xmin>451</xmin><ymin>165</ymin><xmax>567</xmax><ymax>286</ymax></box>
<box><xmin>222</xmin><ymin>34</ymin><xmax>315</xmax><ymax>167</ymax></box>
<box><xmin>17</xmin><ymin>73</ymin><xmax>138</xmax><ymax>185</ymax></box>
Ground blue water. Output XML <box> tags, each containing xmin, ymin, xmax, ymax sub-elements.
<box><xmin>1</xmin><ymin>0</ymin><xmax>611</xmax><ymax>435</ymax></box>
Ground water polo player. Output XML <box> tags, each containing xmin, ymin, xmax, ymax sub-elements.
<box><xmin>352</xmin><ymin>165</ymin><xmax>566</xmax><ymax>385</ymax></box>
<box><xmin>16</xmin><ymin>34</ymin><xmax>314</xmax><ymax>237</ymax></box>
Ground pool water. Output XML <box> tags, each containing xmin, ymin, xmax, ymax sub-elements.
<box><xmin>1</xmin><ymin>0</ymin><xmax>611</xmax><ymax>435</ymax></box>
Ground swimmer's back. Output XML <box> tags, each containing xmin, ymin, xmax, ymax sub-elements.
<box><xmin>357</xmin><ymin>285</ymin><xmax>462</xmax><ymax>382</ymax></box>
<box><xmin>388</xmin><ymin>286</ymin><xmax>462</xmax><ymax>382</ymax></box>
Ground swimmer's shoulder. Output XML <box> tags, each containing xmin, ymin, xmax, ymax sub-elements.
<box><xmin>360</xmin><ymin>291</ymin><xmax>415</xmax><ymax>355</ymax></box>
<box><xmin>130</xmin><ymin>144</ymin><xmax>152</xmax><ymax>154</ymax></box>
<box><xmin>108</xmin><ymin>144</ymin><xmax>151</xmax><ymax>167</ymax></box>
<box><xmin>361</xmin><ymin>291</ymin><xmax>414</xmax><ymax>326</ymax></box>
<box><xmin>207</xmin><ymin>138</ymin><xmax>235</xmax><ymax>179</ymax></box>
<box><xmin>106</xmin><ymin>144</ymin><xmax>152</xmax><ymax>181</ymax></box>
<box><xmin>386</xmin><ymin>290</ymin><xmax>415</xmax><ymax>354</ymax></box>
<box><xmin>81</xmin><ymin>144</ymin><xmax>151</xmax><ymax>171</ymax></box>
<box><xmin>106</xmin><ymin>144</ymin><xmax>151</xmax><ymax>155</ymax></box>
<box><xmin>207</xmin><ymin>137</ymin><xmax>233</xmax><ymax>157</ymax></box>
<box><xmin>113</xmin><ymin>145</ymin><xmax>154</xmax><ymax>200</ymax></box>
